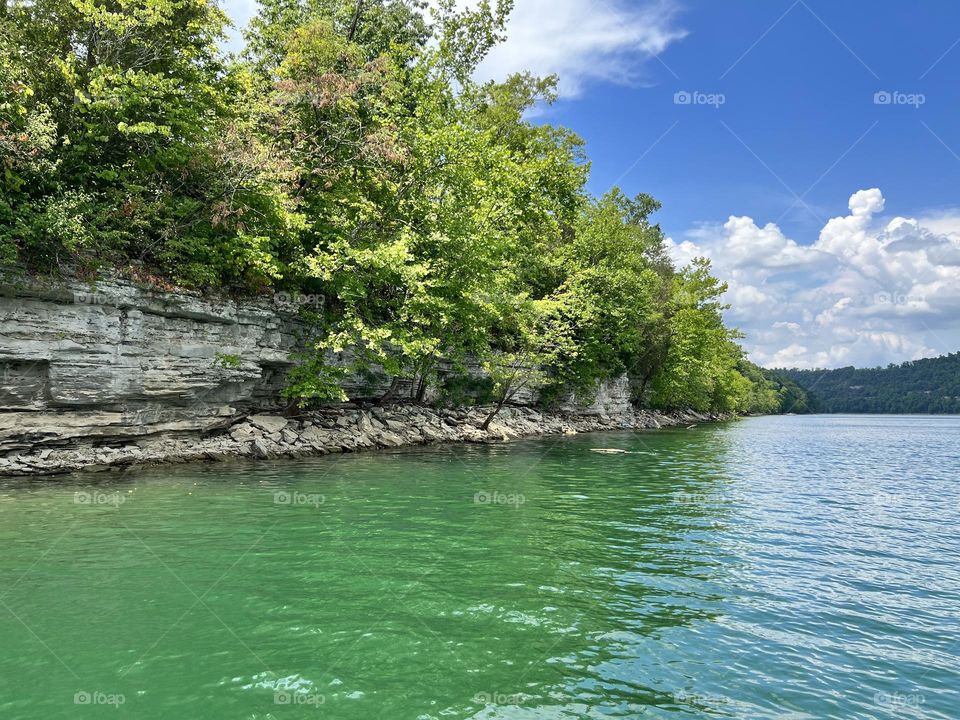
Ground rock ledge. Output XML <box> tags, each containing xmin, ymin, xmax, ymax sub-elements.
<box><xmin>0</xmin><ymin>405</ymin><xmax>726</xmax><ymax>477</ymax></box>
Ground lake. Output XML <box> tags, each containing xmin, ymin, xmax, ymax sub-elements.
<box><xmin>1</xmin><ymin>415</ymin><xmax>958</xmax><ymax>719</ymax></box>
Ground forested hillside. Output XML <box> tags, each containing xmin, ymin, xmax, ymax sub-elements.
<box><xmin>738</xmin><ymin>363</ymin><xmax>814</xmax><ymax>415</ymax></box>
<box><xmin>0</xmin><ymin>0</ymin><xmax>801</xmax><ymax>415</ymax></box>
<box><xmin>780</xmin><ymin>353</ymin><xmax>960</xmax><ymax>413</ymax></box>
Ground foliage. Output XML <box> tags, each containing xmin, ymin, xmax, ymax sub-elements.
<box><xmin>737</xmin><ymin>361</ymin><xmax>812</xmax><ymax>414</ymax></box>
<box><xmin>780</xmin><ymin>353</ymin><xmax>960</xmax><ymax>414</ymax></box>
<box><xmin>647</xmin><ymin>259</ymin><xmax>747</xmax><ymax>412</ymax></box>
<box><xmin>543</xmin><ymin>189</ymin><xmax>672</xmax><ymax>399</ymax></box>
<box><xmin>213</xmin><ymin>352</ymin><xmax>242</xmax><ymax>369</ymax></box>
<box><xmin>479</xmin><ymin>297</ymin><xmax>574</xmax><ymax>428</ymax></box>
<box><xmin>1</xmin><ymin>0</ymin><xmax>793</xmax><ymax>415</ymax></box>
<box><xmin>436</xmin><ymin>373</ymin><xmax>495</xmax><ymax>408</ymax></box>
<box><xmin>0</xmin><ymin>0</ymin><xmax>309</xmax><ymax>288</ymax></box>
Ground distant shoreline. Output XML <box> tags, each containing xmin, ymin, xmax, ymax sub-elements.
<box><xmin>776</xmin><ymin>355</ymin><xmax>960</xmax><ymax>414</ymax></box>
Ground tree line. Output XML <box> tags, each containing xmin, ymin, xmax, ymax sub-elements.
<box><xmin>0</xmin><ymin>0</ymin><xmax>806</xmax><ymax>416</ymax></box>
<box><xmin>780</xmin><ymin>353</ymin><xmax>960</xmax><ymax>414</ymax></box>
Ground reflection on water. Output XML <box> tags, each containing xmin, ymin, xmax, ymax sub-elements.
<box><xmin>1</xmin><ymin>415</ymin><xmax>959</xmax><ymax>719</ymax></box>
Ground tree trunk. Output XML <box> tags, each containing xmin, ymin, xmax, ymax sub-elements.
<box><xmin>85</xmin><ymin>24</ymin><xmax>96</xmax><ymax>72</ymax></box>
<box><xmin>480</xmin><ymin>384</ymin><xmax>513</xmax><ymax>430</ymax></box>
<box><xmin>347</xmin><ymin>0</ymin><xmax>365</xmax><ymax>41</ymax></box>
<box><xmin>377</xmin><ymin>376</ymin><xmax>401</xmax><ymax>406</ymax></box>
<box><xmin>637</xmin><ymin>373</ymin><xmax>651</xmax><ymax>406</ymax></box>
<box><xmin>480</xmin><ymin>397</ymin><xmax>506</xmax><ymax>431</ymax></box>
<box><xmin>415</xmin><ymin>375</ymin><xmax>428</xmax><ymax>403</ymax></box>
<box><xmin>281</xmin><ymin>396</ymin><xmax>300</xmax><ymax>417</ymax></box>
<box><xmin>480</xmin><ymin>372</ymin><xmax>521</xmax><ymax>430</ymax></box>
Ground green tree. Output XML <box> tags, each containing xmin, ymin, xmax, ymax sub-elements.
<box><xmin>258</xmin><ymin>0</ymin><xmax>586</xmax><ymax>405</ymax></box>
<box><xmin>0</xmin><ymin>17</ymin><xmax>57</xmax><ymax>262</ymax></box>
<box><xmin>2</xmin><ymin>0</ymin><xmax>791</xmax><ymax>419</ymax></box>
<box><xmin>478</xmin><ymin>296</ymin><xmax>574</xmax><ymax>429</ymax></box>
<box><xmin>649</xmin><ymin>258</ymin><xmax>749</xmax><ymax>412</ymax></box>
<box><xmin>542</xmin><ymin>189</ymin><xmax>672</xmax><ymax>400</ymax></box>
<box><xmin>0</xmin><ymin>0</ymin><xmax>297</xmax><ymax>288</ymax></box>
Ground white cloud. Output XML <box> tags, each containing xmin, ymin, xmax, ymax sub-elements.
<box><xmin>848</xmin><ymin>188</ymin><xmax>885</xmax><ymax>217</ymax></box>
<box><xmin>773</xmin><ymin>321</ymin><xmax>801</xmax><ymax>333</ymax></box>
<box><xmin>475</xmin><ymin>0</ymin><xmax>687</xmax><ymax>96</ymax></box>
<box><xmin>220</xmin><ymin>0</ymin><xmax>687</xmax><ymax>96</ymax></box>
<box><xmin>669</xmin><ymin>188</ymin><xmax>960</xmax><ymax>369</ymax></box>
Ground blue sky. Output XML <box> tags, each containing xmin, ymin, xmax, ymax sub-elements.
<box><xmin>552</xmin><ymin>0</ymin><xmax>960</xmax><ymax>243</ymax></box>
<box><xmin>222</xmin><ymin>0</ymin><xmax>960</xmax><ymax>369</ymax></box>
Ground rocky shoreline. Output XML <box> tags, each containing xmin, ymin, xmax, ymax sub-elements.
<box><xmin>0</xmin><ymin>405</ymin><xmax>728</xmax><ymax>478</ymax></box>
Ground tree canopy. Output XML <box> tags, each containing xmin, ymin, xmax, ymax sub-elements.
<box><xmin>0</xmin><ymin>0</ymin><xmax>803</xmax><ymax>416</ymax></box>
<box><xmin>781</xmin><ymin>353</ymin><xmax>960</xmax><ymax>414</ymax></box>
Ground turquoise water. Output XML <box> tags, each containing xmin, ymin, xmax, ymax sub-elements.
<box><xmin>1</xmin><ymin>415</ymin><xmax>959</xmax><ymax>719</ymax></box>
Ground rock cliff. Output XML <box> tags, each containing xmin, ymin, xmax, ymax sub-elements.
<box><xmin>0</xmin><ymin>273</ymin><xmax>303</xmax><ymax>453</ymax></box>
<box><xmin>0</xmin><ymin>273</ymin><xmax>644</xmax><ymax>473</ymax></box>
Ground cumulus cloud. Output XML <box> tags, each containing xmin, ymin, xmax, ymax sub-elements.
<box><xmin>475</xmin><ymin>0</ymin><xmax>687</xmax><ymax>96</ymax></box>
<box><xmin>668</xmin><ymin>189</ymin><xmax>960</xmax><ymax>369</ymax></box>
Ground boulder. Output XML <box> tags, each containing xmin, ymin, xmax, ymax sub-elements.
<box><xmin>357</xmin><ymin>412</ymin><xmax>378</xmax><ymax>434</ymax></box>
<box><xmin>377</xmin><ymin>432</ymin><xmax>404</xmax><ymax>447</ymax></box>
<box><xmin>248</xmin><ymin>415</ymin><xmax>289</xmax><ymax>435</ymax></box>
<box><xmin>229</xmin><ymin>423</ymin><xmax>256</xmax><ymax>442</ymax></box>
<box><xmin>251</xmin><ymin>438</ymin><xmax>272</xmax><ymax>459</ymax></box>
<box><xmin>300</xmin><ymin>426</ymin><xmax>332</xmax><ymax>446</ymax></box>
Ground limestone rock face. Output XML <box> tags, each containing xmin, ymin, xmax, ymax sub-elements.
<box><xmin>0</xmin><ymin>272</ymin><xmax>647</xmax><ymax>472</ymax></box>
<box><xmin>0</xmin><ymin>273</ymin><xmax>303</xmax><ymax>451</ymax></box>
<box><xmin>555</xmin><ymin>374</ymin><xmax>633</xmax><ymax>416</ymax></box>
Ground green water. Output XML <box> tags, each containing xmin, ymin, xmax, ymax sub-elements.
<box><xmin>1</xmin><ymin>415</ymin><xmax>959</xmax><ymax>719</ymax></box>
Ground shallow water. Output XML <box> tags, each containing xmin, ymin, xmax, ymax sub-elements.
<box><xmin>1</xmin><ymin>415</ymin><xmax>958</xmax><ymax>718</ymax></box>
